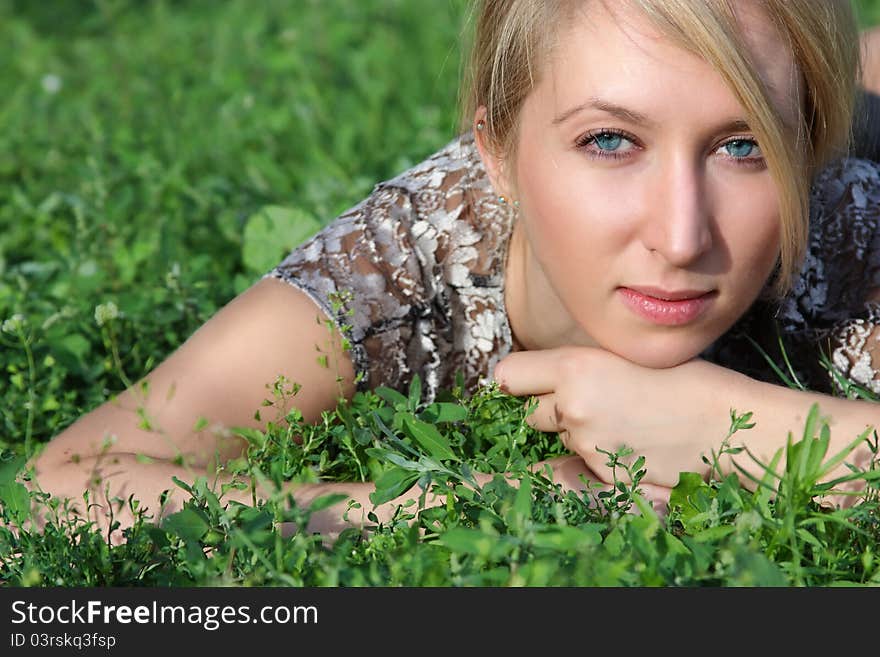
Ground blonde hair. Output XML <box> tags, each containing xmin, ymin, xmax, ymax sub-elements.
<box><xmin>460</xmin><ymin>0</ymin><xmax>860</xmax><ymax>299</ymax></box>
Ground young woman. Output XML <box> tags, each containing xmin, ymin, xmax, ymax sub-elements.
<box><xmin>26</xmin><ymin>0</ymin><xmax>880</xmax><ymax>542</ymax></box>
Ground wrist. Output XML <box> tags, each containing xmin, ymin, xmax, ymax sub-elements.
<box><xmin>705</xmin><ymin>365</ymin><xmax>767</xmax><ymax>475</ymax></box>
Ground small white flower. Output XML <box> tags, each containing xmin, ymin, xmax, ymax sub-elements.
<box><xmin>94</xmin><ymin>301</ymin><xmax>120</xmax><ymax>327</ymax></box>
<box><xmin>41</xmin><ymin>74</ymin><xmax>62</xmax><ymax>94</ymax></box>
<box><xmin>165</xmin><ymin>262</ymin><xmax>181</xmax><ymax>288</ymax></box>
<box><xmin>2</xmin><ymin>313</ymin><xmax>25</xmax><ymax>334</ymax></box>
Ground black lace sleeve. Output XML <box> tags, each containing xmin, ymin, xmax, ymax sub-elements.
<box><xmin>778</xmin><ymin>157</ymin><xmax>880</xmax><ymax>395</ymax></box>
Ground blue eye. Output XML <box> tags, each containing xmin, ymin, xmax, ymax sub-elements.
<box><xmin>575</xmin><ymin>129</ymin><xmax>638</xmax><ymax>160</ymax></box>
<box><xmin>594</xmin><ymin>133</ymin><xmax>624</xmax><ymax>151</ymax></box>
<box><xmin>720</xmin><ymin>138</ymin><xmax>760</xmax><ymax>159</ymax></box>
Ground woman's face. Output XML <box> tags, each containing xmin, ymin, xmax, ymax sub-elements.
<box><xmin>480</xmin><ymin>1</ymin><xmax>799</xmax><ymax>368</ymax></box>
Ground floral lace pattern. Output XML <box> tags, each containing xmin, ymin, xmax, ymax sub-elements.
<box><xmin>267</xmin><ymin>131</ymin><xmax>517</xmax><ymax>402</ymax></box>
<box><xmin>267</xmin><ymin>132</ymin><xmax>880</xmax><ymax>401</ymax></box>
<box><xmin>830</xmin><ymin>303</ymin><xmax>880</xmax><ymax>394</ymax></box>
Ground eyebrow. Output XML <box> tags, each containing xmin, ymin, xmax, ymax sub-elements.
<box><xmin>552</xmin><ymin>97</ymin><xmax>754</xmax><ymax>134</ymax></box>
<box><xmin>552</xmin><ymin>98</ymin><xmax>655</xmax><ymax>127</ymax></box>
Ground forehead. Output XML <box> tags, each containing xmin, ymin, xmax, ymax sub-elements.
<box><xmin>540</xmin><ymin>0</ymin><xmax>799</xmax><ymax>124</ymax></box>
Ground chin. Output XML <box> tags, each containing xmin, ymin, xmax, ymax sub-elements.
<box><xmin>604</xmin><ymin>334</ymin><xmax>710</xmax><ymax>369</ymax></box>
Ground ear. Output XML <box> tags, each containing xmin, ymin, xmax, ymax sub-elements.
<box><xmin>473</xmin><ymin>105</ymin><xmax>515</xmax><ymax>199</ymax></box>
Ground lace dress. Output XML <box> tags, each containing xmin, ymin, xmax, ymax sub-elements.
<box><xmin>266</xmin><ymin>131</ymin><xmax>880</xmax><ymax>402</ymax></box>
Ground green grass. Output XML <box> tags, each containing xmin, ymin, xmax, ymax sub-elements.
<box><xmin>2</xmin><ymin>0</ymin><xmax>880</xmax><ymax>587</ymax></box>
<box><xmin>0</xmin><ymin>0</ymin><xmax>469</xmax><ymax>443</ymax></box>
<box><xmin>857</xmin><ymin>0</ymin><xmax>880</xmax><ymax>27</ymax></box>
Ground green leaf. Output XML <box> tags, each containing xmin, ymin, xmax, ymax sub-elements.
<box><xmin>726</xmin><ymin>551</ymin><xmax>788</xmax><ymax>586</ymax></box>
<box><xmin>531</xmin><ymin>525</ymin><xmax>602</xmax><ymax>551</ymax></box>
<box><xmin>796</xmin><ymin>527</ymin><xmax>823</xmax><ymax>549</ymax></box>
<box><xmin>438</xmin><ymin>527</ymin><xmax>494</xmax><ymax>557</ymax></box>
<box><xmin>308</xmin><ymin>493</ymin><xmax>349</xmax><ymax>513</ymax></box>
<box><xmin>353</xmin><ymin>427</ymin><xmax>373</xmax><ymax>446</ymax></box>
<box><xmin>402</xmin><ymin>417</ymin><xmax>458</xmax><ymax>462</ymax></box>
<box><xmin>801</xmin><ymin>403</ymin><xmax>821</xmax><ymax>441</ymax></box>
<box><xmin>603</xmin><ymin>528</ymin><xmax>624</xmax><ymax>556</ymax></box>
<box><xmin>454</xmin><ymin>484</ymin><xmax>475</xmax><ymax>501</ymax></box>
<box><xmin>728</xmin><ymin>409</ymin><xmax>756</xmax><ymax>433</ymax></box>
<box><xmin>816</xmin><ymin>468</ymin><xmax>880</xmax><ymax>490</ymax></box>
<box><xmin>171</xmin><ymin>476</ymin><xmax>194</xmax><ymax>495</ymax></box>
<box><xmin>507</xmin><ymin>476</ymin><xmax>531</xmax><ymax>531</ymax></box>
<box><xmin>408</xmin><ymin>375</ymin><xmax>422</xmax><ymax>411</ymax></box>
<box><xmin>0</xmin><ymin>454</ymin><xmax>26</xmax><ymax>485</ymax></box>
<box><xmin>733</xmin><ymin>445</ymin><xmax>784</xmax><ymax>493</ymax></box>
<box><xmin>53</xmin><ymin>333</ymin><xmax>91</xmax><ymax>369</ymax></box>
<box><xmin>632</xmin><ymin>492</ymin><xmax>660</xmax><ymax>531</ymax></box>
<box><xmin>421</xmin><ymin>402</ymin><xmax>469</xmax><ymax>424</ymax></box>
<box><xmin>234</xmin><ymin>505</ymin><xmax>274</xmax><ymax>534</ymax></box>
<box><xmin>744</xmin><ymin>335</ymin><xmax>800</xmax><ymax>390</ymax></box>
<box><xmin>0</xmin><ymin>482</ymin><xmax>31</xmax><ymax>522</ymax></box>
<box><xmin>818</xmin><ymin>425</ymin><xmax>875</xmax><ymax>480</ymax></box>
<box><xmin>374</xmin><ymin>386</ymin><xmax>408</xmax><ymax>409</ymax></box>
<box><xmin>242</xmin><ymin>205</ymin><xmax>321</xmax><ymax>274</ymax></box>
<box><xmin>691</xmin><ymin>525</ymin><xmax>736</xmax><ymax>542</ymax></box>
<box><xmin>378</xmin><ymin>450</ymin><xmax>431</xmax><ymax>473</ymax></box>
<box><xmin>668</xmin><ymin>472</ymin><xmax>711</xmax><ymax>525</ymax></box>
<box><xmin>230</xmin><ymin>426</ymin><xmax>267</xmax><ymax>447</ymax></box>
<box><xmin>162</xmin><ymin>507</ymin><xmax>210</xmax><ymax>543</ymax></box>
<box><xmin>369</xmin><ymin>467</ymin><xmax>420</xmax><ymax>505</ymax></box>
<box><xmin>144</xmin><ymin>525</ymin><xmax>170</xmax><ymax>550</ymax></box>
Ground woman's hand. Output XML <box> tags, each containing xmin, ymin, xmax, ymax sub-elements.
<box><xmin>494</xmin><ymin>347</ymin><xmax>754</xmax><ymax>487</ymax></box>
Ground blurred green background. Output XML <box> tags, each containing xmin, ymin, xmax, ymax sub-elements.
<box><xmin>858</xmin><ymin>0</ymin><xmax>880</xmax><ymax>26</ymax></box>
<box><xmin>1</xmin><ymin>0</ymin><xmax>879</xmax><ymax>449</ymax></box>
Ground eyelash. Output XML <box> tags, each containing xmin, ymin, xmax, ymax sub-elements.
<box><xmin>574</xmin><ymin>128</ymin><xmax>766</xmax><ymax>169</ymax></box>
<box><xmin>574</xmin><ymin>129</ymin><xmax>639</xmax><ymax>161</ymax></box>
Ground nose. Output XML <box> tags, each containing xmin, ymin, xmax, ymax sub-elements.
<box><xmin>640</xmin><ymin>158</ymin><xmax>713</xmax><ymax>267</ymax></box>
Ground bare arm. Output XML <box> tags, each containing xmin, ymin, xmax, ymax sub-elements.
<box><xmin>494</xmin><ymin>344</ymin><xmax>880</xmax><ymax>509</ymax></box>
<box><xmin>24</xmin><ymin>277</ymin><xmax>670</xmax><ymax>543</ymax></box>
<box><xmin>27</xmin><ymin>452</ymin><xmax>418</xmax><ymax>544</ymax></box>
<box><xmin>28</xmin><ymin>450</ymin><xmax>668</xmax><ymax>546</ymax></box>
<box><xmin>26</xmin><ymin>277</ymin><xmax>357</xmax><ymax>536</ymax></box>
<box><xmin>34</xmin><ymin>277</ymin><xmax>354</xmax><ymax>470</ymax></box>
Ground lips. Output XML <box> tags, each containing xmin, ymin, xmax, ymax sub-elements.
<box><xmin>617</xmin><ymin>286</ymin><xmax>717</xmax><ymax>326</ymax></box>
<box><xmin>624</xmin><ymin>286</ymin><xmax>714</xmax><ymax>301</ymax></box>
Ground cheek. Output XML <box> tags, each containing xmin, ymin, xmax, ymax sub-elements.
<box><xmin>515</xmin><ymin>145</ymin><xmax>635</xmax><ymax>261</ymax></box>
<box><xmin>715</xmin><ymin>178</ymin><xmax>782</xmax><ymax>284</ymax></box>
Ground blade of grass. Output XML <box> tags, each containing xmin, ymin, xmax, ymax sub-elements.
<box><xmin>745</xmin><ymin>334</ymin><xmax>801</xmax><ymax>390</ymax></box>
<box><xmin>817</xmin><ymin>424</ymin><xmax>875</xmax><ymax>480</ymax></box>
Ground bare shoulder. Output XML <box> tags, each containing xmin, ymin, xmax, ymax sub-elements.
<box><xmin>166</xmin><ymin>276</ymin><xmax>356</xmax><ymax>426</ymax></box>
<box><xmin>36</xmin><ymin>277</ymin><xmax>355</xmax><ymax>469</ymax></box>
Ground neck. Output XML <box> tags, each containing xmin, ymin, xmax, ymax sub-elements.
<box><xmin>504</xmin><ymin>222</ymin><xmax>595</xmax><ymax>351</ymax></box>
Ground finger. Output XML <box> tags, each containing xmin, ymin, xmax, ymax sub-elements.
<box><xmin>493</xmin><ymin>350</ymin><xmax>560</xmax><ymax>396</ymax></box>
<box><xmin>530</xmin><ymin>453</ymin><xmax>597</xmax><ymax>489</ymax></box>
<box><xmin>522</xmin><ymin>392</ymin><xmax>563</xmax><ymax>433</ymax></box>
